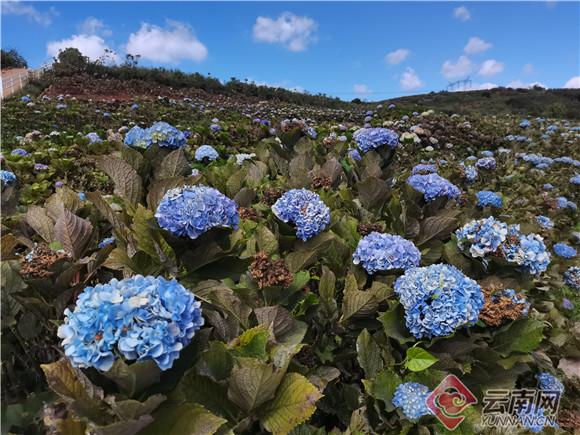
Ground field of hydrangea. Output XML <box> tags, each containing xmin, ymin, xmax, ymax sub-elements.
<box><xmin>1</xmin><ymin>93</ymin><xmax>579</xmax><ymax>434</ymax></box>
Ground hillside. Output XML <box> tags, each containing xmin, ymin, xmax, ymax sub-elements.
<box><xmin>384</xmin><ymin>87</ymin><xmax>580</xmax><ymax>119</ymax></box>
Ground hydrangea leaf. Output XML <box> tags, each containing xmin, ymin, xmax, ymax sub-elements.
<box><xmin>378</xmin><ymin>303</ymin><xmax>414</xmax><ymax>344</ymax></box>
<box><xmin>105</xmin><ymin>394</ymin><xmax>166</xmax><ymax>421</ymax></box>
<box><xmin>25</xmin><ymin>206</ymin><xmax>55</xmax><ymax>243</ymax></box>
<box><xmin>96</xmin><ymin>156</ymin><xmax>143</xmax><ymax>206</ymax></box>
<box><xmin>416</xmin><ymin>216</ymin><xmax>458</xmax><ymax>246</ymax></box>
<box><xmin>54</xmin><ymin>210</ymin><xmax>93</xmax><ymax>260</ymax></box>
<box><xmin>356</xmin><ymin>329</ymin><xmax>384</xmax><ymax>378</ymax></box>
<box><xmin>356</xmin><ymin>176</ymin><xmax>391</xmax><ymax>211</ymax></box>
<box><xmin>261</xmin><ymin>373</ymin><xmax>322</xmax><ymax>435</ymax></box>
<box><xmin>361</xmin><ymin>369</ymin><xmax>401</xmax><ymax>412</ymax></box>
<box><xmin>404</xmin><ymin>347</ymin><xmax>438</xmax><ymax>372</ymax></box>
<box><xmin>492</xmin><ymin>318</ymin><xmax>545</xmax><ymax>356</ymax></box>
<box><xmin>230</xmin><ymin>325</ymin><xmax>270</xmax><ymax>360</ymax></box>
<box><xmin>146</xmin><ymin>177</ymin><xmax>186</xmax><ymax>212</ymax></box>
<box><xmin>140</xmin><ymin>403</ymin><xmax>227</xmax><ymax>435</ymax></box>
<box><xmin>227</xmin><ymin>357</ymin><xmax>284</xmax><ymax>413</ymax></box>
<box><xmin>45</xmin><ymin>186</ymin><xmax>82</xmax><ymax>221</ymax></box>
<box><xmin>102</xmin><ymin>359</ymin><xmax>161</xmax><ymax>398</ymax></box>
<box><xmin>157</xmin><ymin>148</ymin><xmax>190</xmax><ymax>179</ymax></box>
<box><xmin>196</xmin><ymin>341</ymin><xmax>234</xmax><ymax>382</ymax></box>
<box><xmin>317</xmin><ymin>265</ymin><xmax>338</xmax><ymax>323</ymax></box>
<box><xmin>256</xmin><ymin>225</ymin><xmax>279</xmax><ymax>255</ymax></box>
<box><xmin>86</xmin><ymin>192</ymin><xmax>131</xmax><ymax>244</ymax></box>
<box><xmin>1</xmin><ymin>261</ymin><xmax>25</xmax><ymax>323</ymax></box>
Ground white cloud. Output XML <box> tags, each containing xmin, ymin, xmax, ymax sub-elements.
<box><xmin>507</xmin><ymin>80</ymin><xmax>547</xmax><ymax>89</ymax></box>
<box><xmin>523</xmin><ymin>63</ymin><xmax>534</xmax><ymax>75</ymax></box>
<box><xmin>400</xmin><ymin>68</ymin><xmax>424</xmax><ymax>91</ymax></box>
<box><xmin>451</xmin><ymin>82</ymin><xmax>498</xmax><ymax>92</ymax></box>
<box><xmin>353</xmin><ymin>84</ymin><xmax>370</xmax><ymax>95</ymax></box>
<box><xmin>464</xmin><ymin>37</ymin><xmax>492</xmax><ymax>55</ymax></box>
<box><xmin>126</xmin><ymin>21</ymin><xmax>208</xmax><ymax>63</ymax></box>
<box><xmin>453</xmin><ymin>5</ymin><xmax>471</xmax><ymax>21</ymax></box>
<box><xmin>441</xmin><ymin>55</ymin><xmax>473</xmax><ymax>79</ymax></box>
<box><xmin>478</xmin><ymin>59</ymin><xmax>504</xmax><ymax>77</ymax></box>
<box><xmin>78</xmin><ymin>17</ymin><xmax>112</xmax><ymax>37</ymax></box>
<box><xmin>385</xmin><ymin>48</ymin><xmax>410</xmax><ymax>65</ymax></box>
<box><xmin>1</xmin><ymin>0</ymin><xmax>56</xmax><ymax>26</ymax></box>
<box><xmin>47</xmin><ymin>34</ymin><xmax>119</xmax><ymax>63</ymax></box>
<box><xmin>253</xmin><ymin>12</ymin><xmax>318</xmax><ymax>52</ymax></box>
<box><xmin>563</xmin><ymin>76</ymin><xmax>580</xmax><ymax>88</ymax></box>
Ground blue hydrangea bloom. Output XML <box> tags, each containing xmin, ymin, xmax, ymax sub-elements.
<box><xmin>0</xmin><ymin>170</ymin><xmax>17</xmax><ymax>188</ymax></box>
<box><xmin>460</xmin><ymin>163</ymin><xmax>478</xmax><ymax>183</ymax></box>
<box><xmin>156</xmin><ymin>186</ymin><xmax>238</xmax><ymax>239</ymax></box>
<box><xmin>34</xmin><ymin>163</ymin><xmax>49</xmax><ymax>171</ymax></box>
<box><xmin>407</xmin><ymin>173</ymin><xmax>461</xmax><ymax>202</ymax></box>
<box><xmin>306</xmin><ymin>127</ymin><xmax>317</xmax><ymax>139</ymax></box>
<box><xmin>536</xmin><ymin>215</ymin><xmax>554</xmax><ymax>230</ymax></box>
<box><xmin>78</xmin><ymin>192</ymin><xmax>87</xmax><ymax>201</ymax></box>
<box><xmin>394</xmin><ymin>264</ymin><xmax>484</xmax><ymax>338</ymax></box>
<box><xmin>210</xmin><ymin>123</ymin><xmax>221</xmax><ymax>133</ymax></box>
<box><xmin>493</xmin><ymin>289</ymin><xmax>530</xmax><ymax>316</ymax></box>
<box><xmin>480</xmin><ymin>150</ymin><xmax>494</xmax><ymax>157</ymax></box>
<box><xmin>556</xmin><ymin>196</ymin><xmax>578</xmax><ymax>211</ymax></box>
<box><xmin>348</xmin><ymin>149</ymin><xmax>362</xmax><ymax>161</ymax></box>
<box><xmin>570</xmin><ymin>174</ymin><xmax>580</xmax><ymax>185</ymax></box>
<box><xmin>517</xmin><ymin>405</ymin><xmax>557</xmax><ymax>433</ymax></box>
<box><xmin>124</xmin><ymin>126</ymin><xmax>152</xmax><ymax>149</ymax></box>
<box><xmin>564</xmin><ymin>266</ymin><xmax>580</xmax><ymax>290</ymax></box>
<box><xmin>519</xmin><ymin>119</ymin><xmax>531</xmax><ymax>128</ymax></box>
<box><xmin>456</xmin><ymin>217</ymin><xmax>508</xmax><ymax>258</ymax></box>
<box><xmin>130</xmin><ymin>103</ymin><xmax>140</xmax><ymax>110</ymax></box>
<box><xmin>514</xmin><ymin>234</ymin><xmax>551</xmax><ymax>274</ymax></box>
<box><xmin>195</xmin><ymin>145</ymin><xmax>219</xmax><ymax>162</ymax></box>
<box><xmin>475</xmin><ymin>157</ymin><xmax>497</xmax><ymax>170</ymax></box>
<box><xmin>411</xmin><ymin>164</ymin><xmax>437</xmax><ymax>175</ymax></box>
<box><xmin>353</xmin><ymin>127</ymin><xmax>399</xmax><ymax>153</ymax></box>
<box><xmin>476</xmin><ymin>191</ymin><xmax>503</xmax><ymax>208</ymax></box>
<box><xmin>563</xmin><ymin>298</ymin><xmax>573</xmax><ymax>310</ymax></box>
<box><xmin>21</xmin><ymin>95</ymin><xmax>31</xmax><ymax>103</ymax></box>
<box><xmin>392</xmin><ymin>382</ymin><xmax>432</xmax><ymax>420</ymax></box>
<box><xmin>536</xmin><ymin>372</ymin><xmax>564</xmax><ymax>393</ymax></box>
<box><xmin>553</xmin><ymin>243</ymin><xmax>577</xmax><ymax>259</ymax></box>
<box><xmin>86</xmin><ymin>132</ymin><xmax>102</xmax><ymax>145</ymax></box>
<box><xmin>543</xmin><ymin>183</ymin><xmax>554</xmax><ymax>190</ymax></box>
<box><xmin>97</xmin><ymin>237</ymin><xmax>116</xmax><ymax>249</ymax></box>
<box><xmin>353</xmin><ymin>232</ymin><xmax>421</xmax><ymax>274</ymax></box>
<box><xmin>57</xmin><ymin>275</ymin><xmax>204</xmax><ymax>371</ymax></box>
<box><xmin>148</xmin><ymin>121</ymin><xmax>187</xmax><ymax>149</ymax></box>
<box><xmin>11</xmin><ymin>148</ymin><xmax>28</xmax><ymax>157</ymax></box>
<box><xmin>272</xmin><ymin>189</ymin><xmax>330</xmax><ymax>241</ymax></box>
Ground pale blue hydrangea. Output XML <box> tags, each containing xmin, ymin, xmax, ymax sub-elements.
<box><xmin>564</xmin><ymin>266</ymin><xmax>580</xmax><ymax>290</ymax></box>
<box><xmin>353</xmin><ymin>127</ymin><xmax>399</xmax><ymax>153</ymax></box>
<box><xmin>556</xmin><ymin>196</ymin><xmax>578</xmax><ymax>211</ymax></box>
<box><xmin>78</xmin><ymin>192</ymin><xmax>87</xmax><ymax>201</ymax></box>
<box><xmin>0</xmin><ymin>170</ymin><xmax>17</xmax><ymax>187</ymax></box>
<box><xmin>353</xmin><ymin>232</ymin><xmax>421</xmax><ymax>274</ymax></box>
<box><xmin>536</xmin><ymin>215</ymin><xmax>554</xmax><ymax>230</ymax></box>
<box><xmin>86</xmin><ymin>132</ymin><xmax>102</xmax><ymax>145</ymax></box>
<box><xmin>124</xmin><ymin>126</ymin><xmax>151</xmax><ymax>149</ymax></box>
<box><xmin>21</xmin><ymin>95</ymin><xmax>31</xmax><ymax>103</ymax></box>
<box><xmin>411</xmin><ymin>164</ymin><xmax>437</xmax><ymax>175</ymax></box>
<box><xmin>476</xmin><ymin>191</ymin><xmax>503</xmax><ymax>208</ymax></box>
<box><xmin>460</xmin><ymin>163</ymin><xmax>478</xmax><ymax>183</ymax></box>
<box><xmin>306</xmin><ymin>127</ymin><xmax>317</xmax><ymax>139</ymax></box>
<box><xmin>210</xmin><ymin>123</ymin><xmax>221</xmax><ymax>133</ymax></box>
<box><xmin>519</xmin><ymin>119</ymin><xmax>531</xmax><ymax>128</ymax></box>
<box><xmin>553</xmin><ymin>243</ymin><xmax>577</xmax><ymax>259</ymax></box>
<box><xmin>272</xmin><ymin>189</ymin><xmax>330</xmax><ymax>241</ymax></box>
<box><xmin>195</xmin><ymin>145</ymin><xmax>219</xmax><ymax>162</ymax></box>
<box><xmin>543</xmin><ymin>183</ymin><xmax>554</xmax><ymax>190</ymax></box>
<box><xmin>97</xmin><ymin>237</ymin><xmax>116</xmax><ymax>249</ymax></box>
<box><xmin>148</xmin><ymin>121</ymin><xmax>187</xmax><ymax>148</ymax></box>
<box><xmin>505</xmin><ymin>233</ymin><xmax>551</xmax><ymax>275</ymax></box>
<box><xmin>57</xmin><ymin>275</ymin><xmax>204</xmax><ymax>371</ymax></box>
<box><xmin>570</xmin><ymin>174</ymin><xmax>580</xmax><ymax>185</ymax></box>
<box><xmin>394</xmin><ymin>264</ymin><xmax>484</xmax><ymax>338</ymax></box>
<box><xmin>563</xmin><ymin>298</ymin><xmax>573</xmax><ymax>310</ymax></box>
<box><xmin>480</xmin><ymin>150</ymin><xmax>494</xmax><ymax>157</ymax></box>
<box><xmin>392</xmin><ymin>382</ymin><xmax>432</xmax><ymax>420</ymax></box>
<box><xmin>34</xmin><ymin>163</ymin><xmax>49</xmax><ymax>171</ymax></box>
<box><xmin>155</xmin><ymin>186</ymin><xmax>238</xmax><ymax>239</ymax></box>
<box><xmin>348</xmin><ymin>149</ymin><xmax>362</xmax><ymax>161</ymax></box>
<box><xmin>407</xmin><ymin>173</ymin><xmax>461</xmax><ymax>202</ymax></box>
<box><xmin>536</xmin><ymin>372</ymin><xmax>564</xmax><ymax>393</ymax></box>
<box><xmin>11</xmin><ymin>148</ymin><xmax>28</xmax><ymax>156</ymax></box>
<box><xmin>475</xmin><ymin>157</ymin><xmax>497</xmax><ymax>170</ymax></box>
<box><xmin>517</xmin><ymin>405</ymin><xmax>557</xmax><ymax>433</ymax></box>
<box><xmin>456</xmin><ymin>217</ymin><xmax>508</xmax><ymax>258</ymax></box>
<box><xmin>234</xmin><ymin>153</ymin><xmax>256</xmax><ymax>165</ymax></box>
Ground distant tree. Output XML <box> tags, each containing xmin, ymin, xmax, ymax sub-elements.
<box><xmin>124</xmin><ymin>54</ymin><xmax>141</xmax><ymax>68</ymax></box>
<box><xmin>52</xmin><ymin>48</ymin><xmax>89</xmax><ymax>76</ymax></box>
<box><xmin>351</xmin><ymin>98</ymin><xmax>362</xmax><ymax>104</ymax></box>
<box><xmin>1</xmin><ymin>49</ymin><xmax>28</xmax><ymax>69</ymax></box>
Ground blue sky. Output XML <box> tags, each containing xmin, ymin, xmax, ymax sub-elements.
<box><xmin>2</xmin><ymin>1</ymin><xmax>579</xmax><ymax>99</ymax></box>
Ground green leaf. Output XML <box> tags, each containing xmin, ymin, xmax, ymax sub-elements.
<box><xmin>25</xmin><ymin>206</ymin><xmax>55</xmax><ymax>243</ymax></box>
<box><xmin>1</xmin><ymin>261</ymin><xmax>25</xmax><ymax>323</ymax></box>
<box><xmin>404</xmin><ymin>347</ymin><xmax>438</xmax><ymax>372</ymax></box>
<box><xmin>227</xmin><ymin>357</ymin><xmax>284</xmax><ymax>413</ymax></box>
<box><xmin>492</xmin><ymin>318</ymin><xmax>545</xmax><ymax>356</ymax></box>
<box><xmin>357</xmin><ymin>177</ymin><xmax>391</xmax><ymax>211</ymax></box>
<box><xmin>256</xmin><ymin>225</ymin><xmax>279</xmax><ymax>255</ymax></box>
<box><xmin>140</xmin><ymin>403</ymin><xmax>227</xmax><ymax>435</ymax></box>
<box><xmin>196</xmin><ymin>341</ymin><xmax>234</xmax><ymax>381</ymax></box>
<box><xmin>46</xmin><ymin>186</ymin><xmax>82</xmax><ymax>221</ymax></box>
<box><xmin>230</xmin><ymin>325</ymin><xmax>270</xmax><ymax>360</ymax></box>
<box><xmin>146</xmin><ymin>177</ymin><xmax>186</xmax><ymax>211</ymax></box>
<box><xmin>362</xmin><ymin>369</ymin><xmax>401</xmax><ymax>411</ymax></box>
<box><xmin>157</xmin><ymin>148</ymin><xmax>190</xmax><ymax>179</ymax></box>
<box><xmin>356</xmin><ymin>329</ymin><xmax>383</xmax><ymax>378</ymax></box>
<box><xmin>261</xmin><ymin>373</ymin><xmax>322</xmax><ymax>435</ymax></box>
<box><xmin>86</xmin><ymin>191</ymin><xmax>130</xmax><ymax>243</ymax></box>
<box><xmin>102</xmin><ymin>359</ymin><xmax>161</xmax><ymax>397</ymax></box>
<box><xmin>96</xmin><ymin>156</ymin><xmax>143</xmax><ymax>206</ymax></box>
<box><xmin>254</xmin><ymin>306</ymin><xmax>294</xmax><ymax>340</ymax></box>
<box><xmin>317</xmin><ymin>266</ymin><xmax>337</xmax><ymax>323</ymax></box>
<box><xmin>378</xmin><ymin>303</ymin><xmax>414</xmax><ymax>344</ymax></box>
<box><xmin>54</xmin><ymin>210</ymin><xmax>93</xmax><ymax>260</ymax></box>
<box><xmin>416</xmin><ymin>216</ymin><xmax>458</xmax><ymax>246</ymax></box>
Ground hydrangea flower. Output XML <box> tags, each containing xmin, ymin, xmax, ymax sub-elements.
<box><xmin>475</xmin><ymin>157</ymin><xmax>497</xmax><ymax>170</ymax></box>
<box><xmin>536</xmin><ymin>372</ymin><xmax>564</xmax><ymax>393</ymax></box>
<box><xmin>517</xmin><ymin>405</ymin><xmax>557</xmax><ymax>433</ymax></box>
<box><xmin>11</xmin><ymin>148</ymin><xmax>28</xmax><ymax>157</ymax></box>
<box><xmin>511</xmin><ymin>233</ymin><xmax>551</xmax><ymax>275</ymax></box>
<box><xmin>493</xmin><ymin>289</ymin><xmax>530</xmax><ymax>316</ymax></box>
<box><xmin>519</xmin><ymin>119</ymin><xmax>531</xmax><ymax>128</ymax></box>
<box><xmin>476</xmin><ymin>191</ymin><xmax>503</xmax><ymax>208</ymax></box>
<box><xmin>156</xmin><ymin>186</ymin><xmax>238</xmax><ymax>239</ymax></box>
<box><xmin>124</xmin><ymin>126</ymin><xmax>151</xmax><ymax>149</ymax></box>
<box><xmin>407</xmin><ymin>173</ymin><xmax>461</xmax><ymax>202</ymax></box>
<box><xmin>459</xmin><ymin>163</ymin><xmax>478</xmax><ymax>183</ymax></box>
<box><xmin>392</xmin><ymin>382</ymin><xmax>432</xmax><ymax>420</ymax></box>
<box><xmin>553</xmin><ymin>243</ymin><xmax>577</xmax><ymax>259</ymax></box>
<box><xmin>348</xmin><ymin>149</ymin><xmax>362</xmax><ymax>161</ymax></box>
<box><xmin>21</xmin><ymin>95</ymin><xmax>31</xmax><ymax>103</ymax></box>
<box><xmin>411</xmin><ymin>164</ymin><xmax>437</xmax><ymax>175</ymax></box>
<box><xmin>130</xmin><ymin>103</ymin><xmax>139</xmax><ymax>110</ymax></box>
<box><xmin>57</xmin><ymin>275</ymin><xmax>203</xmax><ymax>371</ymax></box>
<box><xmin>353</xmin><ymin>128</ymin><xmax>399</xmax><ymax>153</ymax></box>
<box><xmin>394</xmin><ymin>264</ymin><xmax>484</xmax><ymax>338</ymax></box>
<box><xmin>86</xmin><ymin>132</ymin><xmax>102</xmax><ymax>145</ymax></box>
<box><xmin>272</xmin><ymin>189</ymin><xmax>330</xmax><ymax>241</ymax></box>
<box><xmin>234</xmin><ymin>153</ymin><xmax>256</xmax><ymax>165</ymax></box>
<box><xmin>0</xmin><ymin>170</ymin><xmax>17</xmax><ymax>187</ymax></box>
<box><xmin>456</xmin><ymin>217</ymin><xmax>508</xmax><ymax>258</ymax></box>
<box><xmin>306</xmin><ymin>127</ymin><xmax>317</xmax><ymax>139</ymax></box>
<box><xmin>353</xmin><ymin>232</ymin><xmax>421</xmax><ymax>274</ymax></box>
<box><xmin>570</xmin><ymin>174</ymin><xmax>580</xmax><ymax>185</ymax></box>
<box><xmin>564</xmin><ymin>266</ymin><xmax>580</xmax><ymax>290</ymax></box>
<box><xmin>563</xmin><ymin>298</ymin><xmax>573</xmax><ymax>310</ymax></box>
<box><xmin>78</xmin><ymin>192</ymin><xmax>87</xmax><ymax>201</ymax></box>
<box><xmin>56</xmin><ymin>103</ymin><xmax>67</xmax><ymax>110</ymax></box>
<box><xmin>195</xmin><ymin>145</ymin><xmax>219</xmax><ymax>162</ymax></box>
<box><xmin>210</xmin><ymin>123</ymin><xmax>221</xmax><ymax>133</ymax></box>
<box><xmin>535</xmin><ymin>215</ymin><xmax>554</xmax><ymax>230</ymax></box>
<box><xmin>148</xmin><ymin>121</ymin><xmax>187</xmax><ymax>148</ymax></box>
<box><xmin>556</xmin><ymin>196</ymin><xmax>578</xmax><ymax>211</ymax></box>
<box><xmin>97</xmin><ymin>237</ymin><xmax>116</xmax><ymax>249</ymax></box>
<box><xmin>34</xmin><ymin>163</ymin><xmax>49</xmax><ymax>171</ymax></box>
